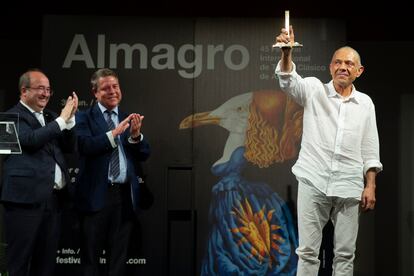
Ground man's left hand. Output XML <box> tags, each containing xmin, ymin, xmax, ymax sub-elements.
<box><xmin>130</xmin><ymin>113</ymin><xmax>144</xmax><ymax>138</ymax></box>
<box><xmin>361</xmin><ymin>185</ymin><xmax>376</xmax><ymax>211</ymax></box>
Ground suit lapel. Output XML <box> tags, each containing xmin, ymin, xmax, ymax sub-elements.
<box><xmin>91</xmin><ymin>104</ymin><xmax>109</xmax><ymax>133</ymax></box>
<box><xmin>16</xmin><ymin>102</ymin><xmax>42</xmax><ymax>128</ymax></box>
<box><xmin>43</xmin><ymin>110</ymin><xmax>55</xmax><ymax>124</ymax></box>
<box><xmin>117</xmin><ymin>110</ymin><xmax>129</xmax><ymax>140</ymax></box>
<box><xmin>118</xmin><ymin>110</ymin><xmax>127</xmax><ymax>122</ymax></box>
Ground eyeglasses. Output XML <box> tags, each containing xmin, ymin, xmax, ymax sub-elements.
<box><xmin>26</xmin><ymin>86</ymin><xmax>54</xmax><ymax>96</ymax></box>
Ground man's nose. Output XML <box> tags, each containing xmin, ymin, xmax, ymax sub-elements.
<box><xmin>339</xmin><ymin>62</ymin><xmax>347</xmax><ymax>70</ymax></box>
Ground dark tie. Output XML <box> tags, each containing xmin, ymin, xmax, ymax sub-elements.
<box><xmin>105</xmin><ymin>110</ymin><xmax>120</xmax><ymax>179</ymax></box>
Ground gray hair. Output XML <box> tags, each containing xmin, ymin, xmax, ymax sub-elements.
<box><xmin>18</xmin><ymin>68</ymin><xmax>44</xmax><ymax>92</ymax></box>
<box><xmin>90</xmin><ymin>68</ymin><xmax>119</xmax><ymax>92</ymax></box>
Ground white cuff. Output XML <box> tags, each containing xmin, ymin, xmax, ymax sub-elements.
<box><xmin>106</xmin><ymin>131</ymin><xmax>117</xmax><ymax>148</ymax></box>
<box><xmin>363</xmin><ymin>160</ymin><xmax>383</xmax><ymax>175</ymax></box>
<box><xmin>66</xmin><ymin>116</ymin><xmax>76</xmax><ymax>130</ymax></box>
<box><xmin>56</xmin><ymin>116</ymin><xmax>76</xmax><ymax>130</ymax></box>
<box><xmin>275</xmin><ymin>61</ymin><xmax>297</xmax><ymax>76</ymax></box>
<box><xmin>55</xmin><ymin>117</ymin><xmax>66</xmax><ymax>131</ymax></box>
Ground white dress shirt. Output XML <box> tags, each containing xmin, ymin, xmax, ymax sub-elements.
<box><xmin>275</xmin><ymin>62</ymin><xmax>383</xmax><ymax>199</ymax></box>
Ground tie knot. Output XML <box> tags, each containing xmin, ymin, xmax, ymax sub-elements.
<box><xmin>105</xmin><ymin>110</ymin><xmax>115</xmax><ymax>118</ymax></box>
<box><xmin>105</xmin><ymin>110</ymin><xmax>116</xmax><ymax>130</ymax></box>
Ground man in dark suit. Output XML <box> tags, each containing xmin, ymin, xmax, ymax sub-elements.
<box><xmin>75</xmin><ymin>68</ymin><xmax>150</xmax><ymax>276</ymax></box>
<box><xmin>1</xmin><ymin>68</ymin><xmax>78</xmax><ymax>276</ymax></box>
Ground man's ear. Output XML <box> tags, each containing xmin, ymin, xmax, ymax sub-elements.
<box><xmin>21</xmin><ymin>87</ymin><xmax>28</xmax><ymax>96</ymax></box>
<box><xmin>356</xmin><ymin>65</ymin><xmax>365</xmax><ymax>77</ymax></box>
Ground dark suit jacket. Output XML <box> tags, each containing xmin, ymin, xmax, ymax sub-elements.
<box><xmin>1</xmin><ymin>102</ymin><xmax>76</xmax><ymax>204</ymax></box>
<box><xmin>74</xmin><ymin>104</ymin><xmax>150</xmax><ymax>212</ymax></box>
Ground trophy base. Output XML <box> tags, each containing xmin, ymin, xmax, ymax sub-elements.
<box><xmin>272</xmin><ymin>42</ymin><xmax>303</xmax><ymax>48</ymax></box>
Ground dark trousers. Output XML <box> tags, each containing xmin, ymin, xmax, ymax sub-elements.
<box><xmin>3</xmin><ymin>193</ymin><xmax>62</xmax><ymax>276</ymax></box>
<box><xmin>80</xmin><ymin>184</ymin><xmax>135</xmax><ymax>276</ymax></box>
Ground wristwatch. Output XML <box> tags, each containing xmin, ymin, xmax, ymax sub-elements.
<box><xmin>130</xmin><ymin>134</ymin><xmax>142</xmax><ymax>142</ymax></box>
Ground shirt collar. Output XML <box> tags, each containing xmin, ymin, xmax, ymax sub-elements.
<box><xmin>327</xmin><ymin>80</ymin><xmax>360</xmax><ymax>104</ymax></box>
<box><xmin>97</xmin><ymin>102</ymin><xmax>118</xmax><ymax>115</ymax></box>
<box><xmin>20</xmin><ymin>100</ymin><xmax>43</xmax><ymax>114</ymax></box>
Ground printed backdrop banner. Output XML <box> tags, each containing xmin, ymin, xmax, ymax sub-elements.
<box><xmin>39</xmin><ymin>15</ymin><xmax>345</xmax><ymax>275</ymax></box>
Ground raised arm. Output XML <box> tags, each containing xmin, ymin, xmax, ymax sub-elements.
<box><xmin>275</xmin><ymin>25</ymin><xmax>295</xmax><ymax>72</ymax></box>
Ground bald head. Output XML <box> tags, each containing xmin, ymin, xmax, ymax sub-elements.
<box><xmin>332</xmin><ymin>46</ymin><xmax>362</xmax><ymax>66</ymax></box>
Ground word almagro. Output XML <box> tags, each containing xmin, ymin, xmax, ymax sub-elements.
<box><xmin>63</xmin><ymin>34</ymin><xmax>250</xmax><ymax>79</ymax></box>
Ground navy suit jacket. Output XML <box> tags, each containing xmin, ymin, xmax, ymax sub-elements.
<box><xmin>74</xmin><ymin>104</ymin><xmax>150</xmax><ymax>212</ymax></box>
<box><xmin>1</xmin><ymin>102</ymin><xmax>75</xmax><ymax>204</ymax></box>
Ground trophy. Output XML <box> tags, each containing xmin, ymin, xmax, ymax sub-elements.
<box><xmin>272</xmin><ymin>10</ymin><xmax>303</xmax><ymax>48</ymax></box>
<box><xmin>0</xmin><ymin>113</ymin><xmax>22</xmax><ymax>154</ymax></box>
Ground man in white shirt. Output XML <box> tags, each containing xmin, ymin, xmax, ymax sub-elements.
<box><xmin>1</xmin><ymin>69</ymin><xmax>78</xmax><ymax>276</ymax></box>
<box><xmin>274</xmin><ymin>27</ymin><xmax>382</xmax><ymax>276</ymax></box>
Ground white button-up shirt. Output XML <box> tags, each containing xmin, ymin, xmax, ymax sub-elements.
<box><xmin>275</xmin><ymin>62</ymin><xmax>383</xmax><ymax>199</ymax></box>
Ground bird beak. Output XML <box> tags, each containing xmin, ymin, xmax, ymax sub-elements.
<box><xmin>179</xmin><ymin>111</ymin><xmax>221</xmax><ymax>129</ymax></box>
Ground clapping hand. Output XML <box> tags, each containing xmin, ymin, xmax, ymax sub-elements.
<box><xmin>129</xmin><ymin>113</ymin><xmax>144</xmax><ymax>139</ymax></box>
<box><xmin>111</xmin><ymin>113</ymin><xmax>144</xmax><ymax>138</ymax></box>
<box><xmin>60</xmin><ymin>92</ymin><xmax>78</xmax><ymax>122</ymax></box>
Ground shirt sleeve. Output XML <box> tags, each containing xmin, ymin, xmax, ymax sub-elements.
<box><xmin>65</xmin><ymin>116</ymin><xmax>76</xmax><ymax>130</ymax></box>
<box><xmin>55</xmin><ymin>117</ymin><xmax>66</xmax><ymax>131</ymax></box>
<box><xmin>106</xmin><ymin>131</ymin><xmax>118</xmax><ymax>148</ymax></box>
<box><xmin>275</xmin><ymin>61</ymin><xmax>308</xmax><ymax>107</ymax></box>
<box><xmin>361</xmin><ymin>102</ymin><xmax>383</xmax><ymax>175</ymax></box>
<box><xmin>55</xmin><ymin>116</ymin><xmax>76</xmax><ymax>130</ymax></box>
